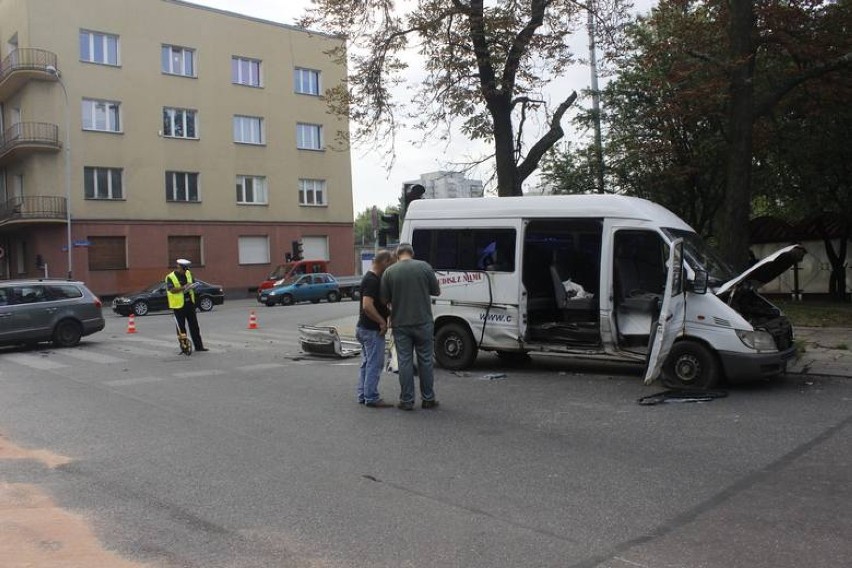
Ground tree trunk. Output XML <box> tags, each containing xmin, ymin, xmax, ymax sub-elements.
<box><xmin>822</xmin><ymin>223</ymin><xmax>850</xmax><ymax>302</ymax></box>
<box><xmin>490</xmin><ymin>95</ymin><xmax>522</xmax><ymax>197</ymax></box>
<box><xmin>718</xmin><ymin>0</ymin><xmax>756</xmax><ymax>271</ymax></box>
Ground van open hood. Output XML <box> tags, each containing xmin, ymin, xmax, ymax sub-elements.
<box><xmin>715</xmin><ymin>244</ymin><xmax>806</xmax><ymax>297</ymax></box>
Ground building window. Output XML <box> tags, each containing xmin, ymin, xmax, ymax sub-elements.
<box><xmin>163</xmin><ymin>107</ymin><xmax>198</xmax><ymax>139</ymax></box>
<box><xmin>79</xmin><ymin>30</ymin><xmax>119</xmax><ymax>66</ymax></box>
<box><xmin>165</xmin><ymin>171</ymin><xmax>199</xmax><ymax>202</ymax></box>
<box><xmin>84</xmin><ymin>167</ymin><xmax>123</xmax><ymax>200</ymax></box>
<box><xmin>238</xmin><ymin>236</ymin><xmax>270</xmax><ymax>265</ymax></box>
<box><xmin>168</xmin><ymin>236</ymin><xmax>202</xmax><ymax>266</ymax></box>
<box><xmin>236</xmin><ymin>175</ymin><xmax>268</xmax><ymax>205</ymax></box>
<box><xmin>296</xmin><ymin>123</ymin><xmax>323</xmax><ymax>150</ymax></box>
<box><xmin>162</xmin><ymin>45</ymin><xmax>195</xmax><ymax>77</ymax></box>
<box><xmin>299</xmin><ymin>179</ymin><xmax>327</xmax><ymax>206</ymax></box>
<box><xmin>82</xmin><ymin>99</ymin><xmax>121</xmax><ymax>132</ymax></box>
<box><xmin>232</xmin><ymin>56</ymin><xmax>261</xmax><ymax>87</ymax></box>
<box><xmin>294</xmin><ymin>67</ymin><xmax>320</xmax><ymax>95</ymax></box>
<box><xmin>233</xmin><ymin>115</ymin><xmax>264</xmax><ymax>145</ymax></box>
<box><xmin>88</xmin><ymin>236</ymin><xmax>126</xmax><ymax>270</ymax></box>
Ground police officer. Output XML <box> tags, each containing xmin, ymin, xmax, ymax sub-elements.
<box><xmin>166</xmin><ymin>258</ymin><xmax>208</xmax><ymax>352</ymax></box>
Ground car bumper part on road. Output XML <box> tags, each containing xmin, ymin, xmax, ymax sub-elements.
<box><xmin>718</xmin><ymin>345</ymin><xmax>798</xmax><ymax>383</ymax></box>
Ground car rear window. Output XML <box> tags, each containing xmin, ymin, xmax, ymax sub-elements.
<box><xmin>46</xmin><ymin>284</ymin><xmax>84</xmax><ymax>300</ymax></box>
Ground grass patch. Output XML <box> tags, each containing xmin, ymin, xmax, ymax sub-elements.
<box><xmin>774</xmin><ymin>299</ymin><xmax>852</xmax><ymax>328</ymax></box>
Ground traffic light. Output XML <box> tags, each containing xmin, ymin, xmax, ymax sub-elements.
<box><xmin>377</xmin><ymin>213</ymin><xmax>399</xmax><ymax>247</ymax></box>
<box><xmin>403</xmin><ymin>183</ymin><xmax>426</xmax><ymax>215</ymax></box>
<box><xmin>291</xmin><ymin>239</ymin><xmax>304</xmax><ymax>261</ymax></box>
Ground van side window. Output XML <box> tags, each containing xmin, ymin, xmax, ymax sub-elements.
<box><xmin>412</xmin><ymin>228</ymin><xmax>516</xmax><ymax>272</ymax></box>
<box><xmin>613</xmin><ymin>230</ymin><xmax>669</xmax><ymax>299</ymax></box>
<box><xmin>0</xmin><ymin>288</ymin><xmax>8</xmax><ymax>306</ymax></box>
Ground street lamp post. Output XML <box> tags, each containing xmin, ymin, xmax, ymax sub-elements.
<box><xmin>46</xmin><ymin>65</ymin><xmax>72</xmax><ymax>279</ymax></box>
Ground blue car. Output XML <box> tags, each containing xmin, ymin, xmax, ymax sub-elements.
<box><xmin>258</xmin><ymin>273</ymin><xmax>341</xmax><ymax>306</ymax></box>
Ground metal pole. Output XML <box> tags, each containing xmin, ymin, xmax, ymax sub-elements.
<box><xmin>47</xmin><ymin>65</ymin><xmax>72</xmax><ymax>279</ymax></box>
<box><xmin>587</xmin><ymin>2</ymin><xmax>605</xmax><ymax>194</ymax></box>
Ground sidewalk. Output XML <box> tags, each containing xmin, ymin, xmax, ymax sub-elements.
<box><xmin>788</xmin><ymin>326</ymin><xmax>852</xmax><ymax>378</ymax></box>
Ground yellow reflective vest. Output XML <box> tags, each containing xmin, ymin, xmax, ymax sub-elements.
<box><xmin>166</xmin><ymin>270</ymin><xmax>195</xmax><ymax>309</ymax></box>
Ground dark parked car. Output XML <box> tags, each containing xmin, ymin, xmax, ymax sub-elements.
<box><xmin>0</xmin><ymin>279</ymin><xmax>105</xmax><ymax>347</ymax></box>
<box><xmin>112</xmin><ymin>280</ymin><xmax>224</xmax><ymax>316</ymax></box>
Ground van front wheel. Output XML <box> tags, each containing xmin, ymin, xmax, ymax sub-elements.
<box><xmin>434</xmin><ymin>323</ymin><xmax>478</xmax><ymax>370</ymax></box>
<box><xmin>662</xmin><ymin>341</ymin><xmax>720</xmax><ymax>390</ymax></box>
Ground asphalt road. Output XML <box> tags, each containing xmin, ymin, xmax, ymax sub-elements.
<box><xmin>1</xmin><ymin>298</ymin><xmax>850</xmax><ymax>568</ymax></box>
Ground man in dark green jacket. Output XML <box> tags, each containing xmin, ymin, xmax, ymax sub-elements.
<box><xmin>381</xmin><ymin>243</ymin><xmax>440</xmax><ymax>410</ymax></box>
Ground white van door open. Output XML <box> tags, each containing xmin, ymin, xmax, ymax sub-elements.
<box><xmin>644</xmin><ymin>239</ymin><xmax>686</xmax><ymax>385</ymax></box>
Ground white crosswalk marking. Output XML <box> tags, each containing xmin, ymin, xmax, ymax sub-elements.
<box><xmin>124</xmin><ymin>336</ymin><xmax>178</xmax><ymax>348</ymax></box>
<box><xmin>106</xmin><ymin>344</ymin><xmax>167</xmax><ymax>357</ymax></box>
<box><xmin>105</xmin><ymin>376</ymin><xmax>165</xmax><ymax>387</ymax></box>
<box><xmin>173</xmin><ymin>370</ymin><xmax>226</xmax><ymax>378</ymax></box>
<box><xmin>238</xmin><ymin>363</ymin><xmax>286</xmax><ymax>372</ymax></box>
<box><xmin>60</xmin><ymin>350</ymin><xmax>126</xmax><ymax>365</ymax></box>
<box><xmin>4</xmin><ymin>353</ymin><xmax>69</xmax><ymax>371</ymax></box>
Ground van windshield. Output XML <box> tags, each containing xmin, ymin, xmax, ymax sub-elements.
<box><xmin>662</xmin><ymin>228</ymin><xmax>736</xmax><ymax>286</ymax></box>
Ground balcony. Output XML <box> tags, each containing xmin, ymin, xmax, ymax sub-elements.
<box><xmin>0</xmin><ymin>48</ymin><xmax>59</xmax><ymax>100</ymax></box>
<box><xmin>0</xmin><ymin>196</ymin><xmax>67</xmax><ymax>229</ymax></box>
<box><xmin>0</xmin><ymin>122</ymin><xmax>61</xmax><ymax>166</ymax></box>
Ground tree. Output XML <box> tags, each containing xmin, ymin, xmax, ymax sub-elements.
<box><xmin>300</xmin><ymin>0</ymin><xmax>632</xmax><ymax>197</ymax></box>
<box><xmin>544</xmin><ymin>0</ymin><xmax>850</xmax><ymax>263</ymax></box>
<box><xmin>759</xmin><ymin>65</ymin><xmax>852</xmax><ymax>301</ymax></box>
<box><xmin>353</xmin><ymin>205</ymin><xmax>400</xmax><ymax>246</ymax></box>
<box><xmin>542</xmin><ymin>2</ymin><xmax>730</xmax><ymax>236</ymax></box>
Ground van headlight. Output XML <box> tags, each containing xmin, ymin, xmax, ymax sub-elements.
<box><xmin>736</xmin><ymin>329</ymin><xmax>777</xmax><ymax>352</ymax></box>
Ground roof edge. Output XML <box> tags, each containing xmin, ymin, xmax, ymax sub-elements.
<box><xmin>161</xmin><ymin>0</ymin><xmax>342</xmax><ymax>40</ymax></box>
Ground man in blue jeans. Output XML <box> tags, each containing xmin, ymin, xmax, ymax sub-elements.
<box><xmin>381</xmin><ymin>243</ymin><xmax>441</xmax><ymax>411</ymax></box>
<box><xmin>356</xmin><ymin>250</ymin><xmax>396</xmax><ymax>407</ymax></box>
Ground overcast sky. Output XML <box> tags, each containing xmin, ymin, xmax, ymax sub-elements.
<box><xmin>192</xmin><ymin>0</ymin><xmax>655</xmax><ymax>213</ymax></box>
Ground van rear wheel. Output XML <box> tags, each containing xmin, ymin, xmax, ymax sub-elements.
<box><xmin>434</xmin><ymin>322</ymin><xmax>477</xmax><ymax>370</ymax></box>
<box><xmin>662</xmin><ymin>341</ymin><xmax>720</xmax><ymax>390</ymax></box>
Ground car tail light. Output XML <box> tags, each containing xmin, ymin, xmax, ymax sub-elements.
<box><xmin>94</xmin><ymin>297</ymin><xmax>103</xmax><ymax>308</ymax></box>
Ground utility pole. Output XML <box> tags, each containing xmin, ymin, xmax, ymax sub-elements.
<box><xmin>587</xmin><ymin>2</ymin><xmax>605</xmax><ymax>194</ymax></box>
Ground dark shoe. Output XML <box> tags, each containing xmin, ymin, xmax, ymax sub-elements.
<box><xmin>196</xmin><ymin>347</ymin><xmax>209</xmax><ymax>352</ymax></box>
<box><xmin>421</xmin><ymin>400</ymin><xmax>440</xmax><ymax>409</ymax></box>
<box><xmin>365</xmin><ymin>399</ymin><xmax>393</xmax><ymax>408</ymax></box>
<box><xmin>358</xmin><ymin>399</ymin><xmax>366</xmax><ymax>405</ymax></box>
<box><xmin>397</xmin><ymin>402</ymin><xmax>415</xmax><ymax>411</ymax></box>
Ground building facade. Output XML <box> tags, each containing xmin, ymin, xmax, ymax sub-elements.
<box><xmin>0</xmin><ymin>0</ymin><xmax>353</xmax><ymax>296</ymax></box>
<box><xmin>404</xmin><ymin>171</ymin><xmax>484</xmax><ymax>200</ymax></box>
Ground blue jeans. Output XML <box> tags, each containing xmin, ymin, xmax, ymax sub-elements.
<box><xmin>393</xmin><ymin>322</ymin><xmax>435</xmax><ymax>405</ymax></box>
<box><xmin>356</xmin><ymin>326</ymin><xmax>386</xmax><ymax>404</ymax></box>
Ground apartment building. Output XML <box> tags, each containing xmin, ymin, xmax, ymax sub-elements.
<box><xmin>0</xmin><ymin>0</ymin><xmax>353</xmax><ymax>296</ymax></box>
<box><xmin>404</xmin><ymin>171</ymin><xmax>484</xmax><ymax>200</ymax></box>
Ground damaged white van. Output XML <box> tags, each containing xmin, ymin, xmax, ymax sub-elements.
<box><xmin>401</xmin><ymin>195</ymin><xmax>804</xmax><ymax>389</ymax></box>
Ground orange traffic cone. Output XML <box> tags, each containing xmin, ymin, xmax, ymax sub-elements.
<box><xmin>126</xmin><ymin>313</ymin><xmax>137</xmax><ymax>334</ymax></box>
<box><xmin>247</xmin><ymin>310</ymin><xmax>258</xmax><ymax>330</ymax></box>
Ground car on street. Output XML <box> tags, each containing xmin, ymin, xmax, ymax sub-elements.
<box><xmin>0</xmin><ymin>279</ymin><xmax>106</xmax><ymax>347</ymax></box>
<box><xmin>258</xmin><ymin>273</ymin><xmax>340</xmax><ymax>306</ymax></box>
<box><xmin>112</xmin><ymin>280</ymin><xmax>224</xmax><ymax>316</ymax></box>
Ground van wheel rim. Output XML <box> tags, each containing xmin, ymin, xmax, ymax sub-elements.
<box><xmin>443</xmin><ymin>337</ymin><xmax>462</xmax><ymax>358</ymax></box>
<box><xmin>675</xmin><ymin>354</ymin><xmax>701</xmax><ymax>382</ymax></box>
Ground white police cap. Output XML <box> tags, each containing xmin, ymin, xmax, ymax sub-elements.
<box><xmin>176</xmin><ymin>258</ymin><xmax>192</xmax><ymax>266</ymax></box>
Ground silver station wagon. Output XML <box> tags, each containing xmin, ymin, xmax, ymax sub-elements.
<box><xmin>0</xmin><ymin>279</ymin><xmax>106</xmax><ymax>348</ymax></box>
